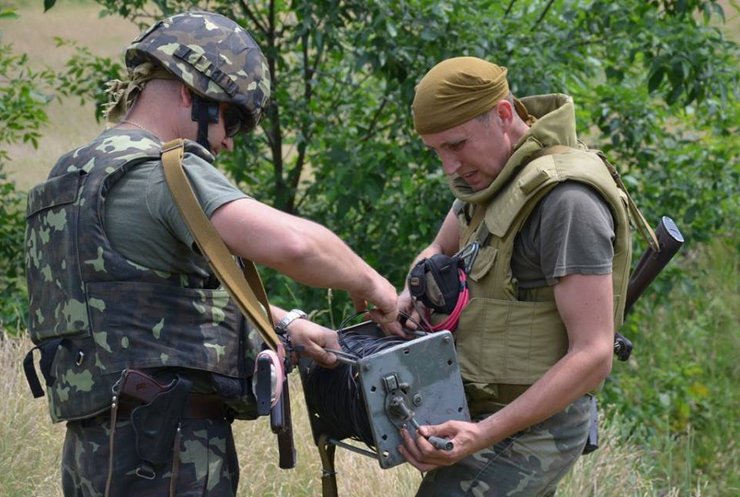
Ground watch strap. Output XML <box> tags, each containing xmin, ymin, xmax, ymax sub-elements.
<box><xmin>275</xmin><ymin>309</ymin><xmax>308</xmax><ymax>334</ymax></box>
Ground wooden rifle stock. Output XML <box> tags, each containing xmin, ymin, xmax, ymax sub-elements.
<box><xmin>615</xmin><ymin>216</ymin><xmax>685</xmax><ymax>360</ymax></box>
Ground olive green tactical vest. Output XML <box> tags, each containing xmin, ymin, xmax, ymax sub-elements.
<box><xmin>25</xmin><ymin>130</ymin><xmax>261</xmax><ymax>422</ymax></box>
<box><xmin>454</xmin><ymin>147</ymin><xmax>632</xmax><ymax>416</ymax></box>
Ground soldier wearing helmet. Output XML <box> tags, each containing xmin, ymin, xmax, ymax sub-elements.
<box><xmin>24</xmin><ymin>10</ymin><xmax>398</xmax><ymax>496</ymax></box>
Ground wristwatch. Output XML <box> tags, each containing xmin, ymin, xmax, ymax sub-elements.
<box><xmin>275</xmin><ymin>309</ymin><xmax>308</xmax><ymax>334</ymax></box>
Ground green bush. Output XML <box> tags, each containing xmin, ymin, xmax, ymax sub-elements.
<box><xmin>604</xmin><ymin>239</ymin><xmax>740</xmax><ymax>496</ymax></box>
<box><xmin>0</xmin><ymin>8</ymin><xmax>58</xmax><ymax>333</ymax></box>
<box><xmin>0</xmin><ymin>174</ymin><xmax>26</xmax><ymax>334</ymax></box>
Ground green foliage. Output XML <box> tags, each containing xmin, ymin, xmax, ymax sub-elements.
<box><xmin>0</xmin><ymin>175</ymin><xmax>26</xmax><ymax>334</ymax></box>
<box><xmin>0</xmin><ymin>11</ymin><xmax>60</xmax><ymax>332</ymax></box>
<box><xmin>604</xmin><ymin>239</ymin><xmax>740</xmax><ymax>495</ymax></box>
<box><xmin>53</xmin><ymin>39</ymin><xmax>123</xmax><ymax>121</ymax></box>
<box><xmin>0</xmin><ymin>44</ymin><xmax>55</xmax><ymax>158</ymax></box>
<box><xmin>38</xmin><ymin>0</ymin><xmax>738</xmax><ymax>320</ymax></box>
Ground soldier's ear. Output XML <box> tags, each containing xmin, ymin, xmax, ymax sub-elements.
<box><xmin>494</xmin><ymin>99</ymin><xmax>514</xmax><ymax>122</ymax></box>
<box><xmin>179</xmin><ymin>84</ymin><xmax>193</xmax><ymax>108</ymax></box>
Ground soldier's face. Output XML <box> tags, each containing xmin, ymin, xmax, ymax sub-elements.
<box><xmin>421</xmin><ymin>107</ymin><xmax>514</xmax><ymax>192</ymax></box>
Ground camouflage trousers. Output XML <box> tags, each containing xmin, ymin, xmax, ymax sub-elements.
<box><xmin>62</xmin><ymin>415</ymin><xmax>239</xmax><ymax>497</ymax></box>
<box><xmin>415</xmin><ymin>395</ymin><xmax>592</xmax><ymax>497</ymax></box>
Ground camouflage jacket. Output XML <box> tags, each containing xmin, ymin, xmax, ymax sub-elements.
<box><xmin>25</xmin><ymin>130</ymin><xmax>259</xmax><ymax>422</ymax></box>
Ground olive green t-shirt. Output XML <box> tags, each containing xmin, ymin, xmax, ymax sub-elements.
<box><xmin>512</xmin><ymin>181</ymin><xmax>615</xmax><ymax>289</ymax></box>
<box><xmin>105</xmin><ymin>150</ymin><xmax>248</xmax><ymax>277</ymax></box>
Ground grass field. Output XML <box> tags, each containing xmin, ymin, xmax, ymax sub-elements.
<box><xmin>1</xmin><ymin>1</ymin><xmax>737</xmax><ymax>496</ymax></box>
<box><xmin>1</xmin><ymin>0</ymin><xmax>138</xmax><ymax>190</ymax></box>
<box><xmin>0</xmin><ymin>332</ymin><xmax>672</xmax><ymax>497</ymax></box>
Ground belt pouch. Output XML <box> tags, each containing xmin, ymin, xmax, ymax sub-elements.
<box><xmin>130</xmin><ymin>375</ymin><xmax>192</xmax><ymax>467</ymax></box>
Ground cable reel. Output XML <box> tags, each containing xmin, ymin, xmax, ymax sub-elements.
<box><xmin>300</xmin><ymin>321</ymin><xmax>469</xmax><ymax>470</ymax></box>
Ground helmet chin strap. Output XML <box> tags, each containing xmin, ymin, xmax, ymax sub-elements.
<box><xmin>190</xmin><ymin>93</ymin><xmax>220</xmax><ymax>152</ymax></box>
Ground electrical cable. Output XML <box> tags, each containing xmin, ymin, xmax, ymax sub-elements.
<box><xmin>427</xmin><ymin>269</ymin><xmax>469</xmax><ymax>332</ymax></box>
<box><xmin>302</xmin><ymin>314</ymin><xmax>410</xmax><ymax>448</ymax></box>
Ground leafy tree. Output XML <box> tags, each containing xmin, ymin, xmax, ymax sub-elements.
<box><xmin>16</xmin><ymin>0</ymin><xmax>739</xmax><ymax>489</ymax></box>
<box><xmin>0</xmin><ymin>7</ymin><xmax>59</xmax><ymax>333</ymax></box>
<box><xmin>37</xmin><ymin>0</ymin><xmax>737</xmax><ymax>323</ymax></box>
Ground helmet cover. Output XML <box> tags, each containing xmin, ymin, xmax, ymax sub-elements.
<box><xmin>126</xmin><ymin>10</ymin><xmax>270</xmax><ymax>132</ymax></box>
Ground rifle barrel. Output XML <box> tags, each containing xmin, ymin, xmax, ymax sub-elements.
<box><xmin>624</xmin><ymin>216</ymin><xmax>684</xmax><ymax>315</ymax></box>
<box><xmin>615</xmin><ymin>216</ymin><xmax>684</xmax><ymax>361</ymax></box>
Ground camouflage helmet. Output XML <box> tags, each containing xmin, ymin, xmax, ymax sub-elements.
<box><xmin>126</xmin><ymin>10</ymin><xmax>270</xmax><ymax>132</ymax></box>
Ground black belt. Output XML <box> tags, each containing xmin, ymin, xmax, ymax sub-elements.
<box><xmin>117</xmin><ymin>394</ymin><xmax>225</xmax><ymax>420</ymax></box>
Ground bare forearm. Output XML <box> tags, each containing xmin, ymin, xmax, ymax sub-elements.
<box><xmin>213</xmin><ymin>198</ymin><xmax>381</xmax><ymax>292</ymax></box>
<box><xmin>267</xmin><ymin>221</ymin><xmax>379</xmax><ymax>292</ymax></box>
<box><xmin>212</xmin><ymin>199</ymin><xmax>396</xmax><ymax>320</ymax></box>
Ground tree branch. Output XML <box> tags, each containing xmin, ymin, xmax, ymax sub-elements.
<box><xmin>362</xmin><ymin>97</ymin><xmax>389</xmax><ymax>142</ymax></box>
<box><xmin>239</xmin><ymin>0</ymin><xmax>268</xmax><ymax>35</ymax></box>
<box><xmin>504</xmin><ymin>0</ymin><xmax>517</xmax><ymax>18</ymax></box>
<box><xmin>532</xmin><ymin>0</ymin><xmax>556</xmax><ymax>31</ymax></box>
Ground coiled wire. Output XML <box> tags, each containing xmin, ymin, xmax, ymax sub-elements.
<box><xmin>302</xmin><ymin>314</ymin><xmax>415</xmax><ymax>448</ymax></box>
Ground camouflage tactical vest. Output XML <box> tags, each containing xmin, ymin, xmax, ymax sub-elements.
<box><xmin>454</xmin><ymin>147</ymin><xmax>632</xmax><ymax>416</ymax></box>
<box><xmin>25</xmin><ymin>131</ymin><xmax>260</xmax><ymax>422</ymax></box>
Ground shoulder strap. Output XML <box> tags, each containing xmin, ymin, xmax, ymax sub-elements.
<box><xmin>595</xmin><ymin>151</ymin><xmax>659</xmax><ymax>252</ymax></box>
<box><xmin>461</xmin><ymin>204</ymin><xmax>487</xmax><ymax>246</ymax></box>
<box><xmin>160</xmin><ymin>139</ymin><xmax>281</xmax><ymax>351</ymax></box>
<box><xmin>471</xmin><ymin>145</ymin><xmax>659</xmax><ymax>251</ymax></box>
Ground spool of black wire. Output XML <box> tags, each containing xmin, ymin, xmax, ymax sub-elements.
<box><xmin>301</xmin><ymin>320</ymin><xmax>409</xmax><ymax>448</ymax></box>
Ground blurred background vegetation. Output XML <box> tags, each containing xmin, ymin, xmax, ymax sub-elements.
<box><xmin>0</xmin><ymin>1</ymin><xmax>737</xmax><ymax>495</ymax></box>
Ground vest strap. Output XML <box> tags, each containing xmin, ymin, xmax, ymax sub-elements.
<box><xmin>23</xmin><ymin>347</ymin><xmax>45</xmax><ymax>398</ymax></box>
<box><xmin>160</xmin><ymin>139</ymin><xmax>281</xmax><ymax>351</ymax></box>
<box><xmin>467</xmin><ymin>145</ymin><xmax>658</xmax><ymax>252</ymax></box>
<box><xmin>596</xmin><ymin>151</ymin><xmax>659</xmax><ymax>252</ymax></box>
<box><xmin>462</xmin><ymin>204</ymin><xmax>488</xmax><ymax>246</ymax></box>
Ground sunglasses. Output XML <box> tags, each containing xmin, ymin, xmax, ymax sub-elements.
<box><xmin>222</xmin><ymin>105</ymin><xmax>245</xmax><ymax>138</ymax></box>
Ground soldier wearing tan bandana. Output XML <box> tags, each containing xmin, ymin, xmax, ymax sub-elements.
<box><xmin>386</xmin><ymin>57</ymin><xmax>632</xmax><ymax>497</ymax></box>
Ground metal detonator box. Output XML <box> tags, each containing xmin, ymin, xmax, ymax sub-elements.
<box><xmin>300</xmin><ymin>322</ymin><xmax>470</xmax><ymax>469</ymax></box>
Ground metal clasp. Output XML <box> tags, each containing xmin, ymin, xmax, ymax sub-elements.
<box><xmin>456</xmin><ymin>241</ymin><xmax>480</xmax><ymax>274</ymax></box>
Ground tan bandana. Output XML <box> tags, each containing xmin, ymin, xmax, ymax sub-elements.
<box><xmin>412</xmin><ymin>56</ymin><xmax>532</xmax><ymax>134</ymax></box>
<box><xmin>104</xmin><ymin>63</ymin><xmax>176</xmax><ymax>125</ymax></box>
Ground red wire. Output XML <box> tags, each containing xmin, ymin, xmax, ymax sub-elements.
<box><xmin>430</xmin><ymin>269</ymin><xmax>469</xmax><ymax>332</ymax></box>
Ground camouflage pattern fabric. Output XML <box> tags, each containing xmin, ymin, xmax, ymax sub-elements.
<box><xmin>62</xmin><ymin>415</ymin><xmax>238</xmax><ymax>497</ymax></box>
<box><xmin>415</xmin><ymin>395</ymin><xmax>591</xmax><ymax>497</ymax></box>
<box><xmin>25</xmin><ymin>129</ymin><xmax>261</xmax><ymax>422</ymax></box>
<box><xmin>126</xmin><ymin>11</ymin><xmax>270</xmax><ymax>130</ymax></box>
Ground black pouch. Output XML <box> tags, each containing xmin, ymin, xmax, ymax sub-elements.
<box><xmin>408</xmin><ymin>254</ymin><xmax>463</xmax><ymax>314</ymax></box>
<box><xmin>130</xmin><ymin>374</ymin><xmax>192</xmax><ymax>467</ymax></box>
<box><xmin>23</xmin><ymin>338</ymin><xmax>64</xmax><ymax>398</ymax></box>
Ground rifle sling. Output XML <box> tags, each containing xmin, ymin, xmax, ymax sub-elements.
<box><xmin>595</xmin><ymin>150</ymin><xmax>659</xmax><ymax>252</ymax></box>
<box><xmin>160</xmin><ymin>139</ymin><xmax>281</xmax><ymax>351</ymax></box>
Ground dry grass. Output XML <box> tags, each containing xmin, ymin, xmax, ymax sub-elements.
<box><xmin>0</xmin><ymin>336</ymin><xmax>65</xmax><ymax>497</ymax></box>
<box><xmin>3</xmin><ymin>333</ymin><xmax>674</xmax><ymax>497</ymax></box>
<box><xmin>0</xmin><ymin>1</ymin><xmax>139</xmax><ymax>190</ymax></box>
<box><xmin>0</xmin><ymin>334</ymin><xmax>423</xmax><ymax>497</ymax></box>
